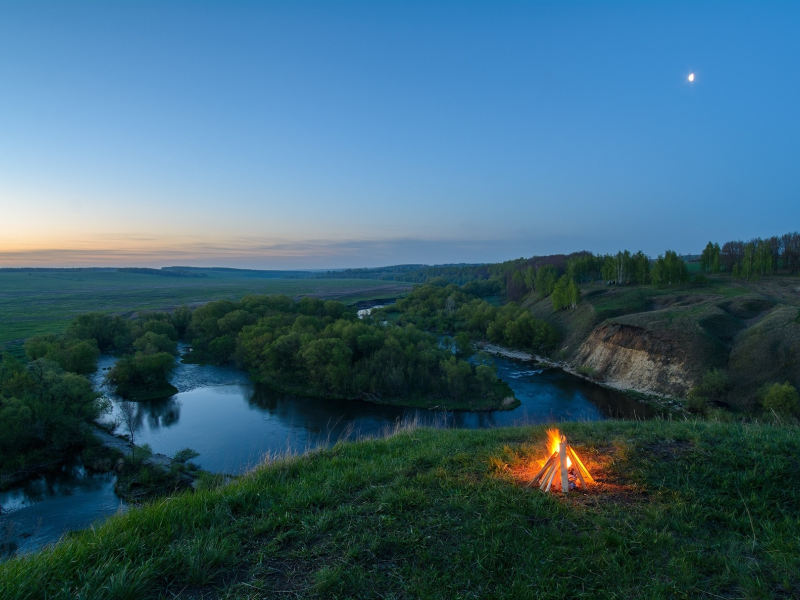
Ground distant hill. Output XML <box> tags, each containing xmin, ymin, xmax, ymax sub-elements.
<box><xmin>161</xmin><ymin>266</ymin><xmax>320</xmax><ymax>279</ymax></box>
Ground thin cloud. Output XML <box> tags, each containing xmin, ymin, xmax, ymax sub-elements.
<box><xmin>0</xmin><ymin>235</ymin><xmax>562</xmax><ymax>269</ymax></box>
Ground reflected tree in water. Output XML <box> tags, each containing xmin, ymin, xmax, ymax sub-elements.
<box><xmin>246</xmin><ymin>385</ymin><xmax>284</xmax><ymax>411</ymax></box>
<box><xmin>142</xmin><ymin>397</ymin><xmax>181</xmax><ymax>430</ymax></box>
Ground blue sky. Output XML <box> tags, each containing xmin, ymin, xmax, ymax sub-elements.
<box><xmin>1</xmin><ymin>1</ymin><xmax>799</xmax><ymax>268</ymax></box>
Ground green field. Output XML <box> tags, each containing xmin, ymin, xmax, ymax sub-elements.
<box><xmin>2</xmin><ymin>419</ymin><xmax>798</xmax><ymax>598</ymax></box>
<box><xmin>0</xmin><ymin>271</ymin><xmax>410</xmax><ymax>351</ymax></box>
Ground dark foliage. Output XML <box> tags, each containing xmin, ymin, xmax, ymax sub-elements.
<box><xmin>65</xmin><ymin>311</ymin><xmax>185</xmax><ymax>399</ymax></box>
<box><xmin>107</xmin><ymin>352</ymin><xmax>177</xmax><ymax>399</ymax></box>
<box><xmin>24</xmin><ymin>335</ymin><xmax>99</xmax><ymax>375</ymax></box>
<box><xmin>0</xmin><ymin>354</ymin><xmax>106</xmax><ymax>479</ymax></box>
<box><xmin>116</xmin><ymin>267</ymin><xmax>206</xmax><ymax>278</ymax></box>
<box><xmin>388</xmin><ymin>284</ymin><xmax>559</xmax><ymax>355</ymax></box>
<box><xmin>719</xmin><ymin>232</ymin><xmax>800</xmax><ymax>278</ymax></box>
<box><xmin>185</xmin><ymin>295</ymin><xmax>512</xmax><ymax>405</ymax></box>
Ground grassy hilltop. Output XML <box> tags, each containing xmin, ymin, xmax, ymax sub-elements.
<box><xmin>2</xmin><ymin>419</ymin><xmax>799</xmax><ymax>599</ymax></box>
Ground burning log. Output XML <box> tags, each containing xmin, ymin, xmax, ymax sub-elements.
<box><xmin>528</xmin><ymin>429</ymin><xmax>593</xmax><ymax>494</ymax></box>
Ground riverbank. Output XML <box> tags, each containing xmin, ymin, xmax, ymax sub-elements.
<box><xmin>475</xmin><ymin>342</ymin><xmax>688</xmax><ymax>416</ymax></box>
<box><xmin>2</xmin><ymin>419</ymin><xmax>798</xmax><ymax>597</ymax></box>
<box><xmin>90</xmin><ymin>427</ymin><xmax>206</xmax><ymax>502</ymax></box>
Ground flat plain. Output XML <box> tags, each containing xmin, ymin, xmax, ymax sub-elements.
<box><xmin>0</xmin><ymin>270</ymin><xmax>410</xmax><ymax>352</ymax></box>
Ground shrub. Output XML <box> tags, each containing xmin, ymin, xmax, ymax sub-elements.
<box><xmin>762</xmin><ymin>382</ymin><xmax>800</xmax><ymax>416</ymax></box>
<box><xmin>142</xmin><ymin>319</ymin><xmax>179</xmax><ymax>341</ymax></box>
<box><xmin>138</xmin><ymin>466</ymin><xmax>155</xmax><ymax>486</ymax></box>
<box><xmin>686</xmin><ymin>387</ymin><xmax>709</xmax><ymax>415</ymax></box>
<box><xmin>133</xmin><ymin>332</ymin><xmax>177</xmax><ymax>356</ymax></box>
<box><xmin>173</xmin><ymin>448</ymin><xmax>200</xmax><ymax>463</ymax></box>
<box><xmin>108</xmin><ymin>352</ymin><xmax>177</xmax><ymax>397</ymax></box>
<box><xmin>699</xmin><ymin>369</ymin><xmax>731</xmax><ymax>401</ymax></box>
<box><xmin>0</xmin><ymin>358</ymin><xmax>106</xmax><ymax>474</ymax></box>
<box><xmin>170</xmin><ymin>305</ymin><xmax>193</xmax><ymax>337</ymax></box>
<box><xmin>24</xmin><ymin>335</ymin><xmax>100</xmax><ymax>375</ymax></box>
<box><xmin>454</xmin><ymin>332</ymin><xmax>474</xmax><ymax>360</ymax></box>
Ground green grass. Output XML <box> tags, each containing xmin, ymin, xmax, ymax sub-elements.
<box><xmin>2</xmin><ymin>419</ymin><xmax>799</xmax><ymax>598</ymax></box>
<box><xmin>585</xmin><ymin>286</ymin><xmax>661</xmax><ymax>321</ymax></box>
<box><xmin>0</xmin><ymin>271</ymin><xmax>410</xmax><ymax>350</ymax></box>
<box><xmin>582</xmin><ymin>277</ymin><xmax>763</xmax><ymax>323</ymax></box>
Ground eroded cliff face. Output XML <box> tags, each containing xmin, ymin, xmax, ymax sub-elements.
<box><xmin>574</xmin><ymin>323</ymin><xmax>695</xmax><ymax>397</ymax></box>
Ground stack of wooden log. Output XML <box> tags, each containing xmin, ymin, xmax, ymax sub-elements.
<box><xmin>528</xmin><ymin>434</ymin><xmax>593</xmax><ymax>494</ymax></box>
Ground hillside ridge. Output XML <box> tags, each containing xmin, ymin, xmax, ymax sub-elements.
<box><xmin>527</xmin><ymin>276</ymin><xmax>800</xmax><ymax>407</ymax></box>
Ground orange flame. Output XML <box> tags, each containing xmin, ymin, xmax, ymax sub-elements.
<box><xmin>546</xmin><ymin>428</ymin><xmax>572</xmax><ymax>467</ymax></box>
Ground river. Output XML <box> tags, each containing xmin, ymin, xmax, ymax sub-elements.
<box><xmin>1</xmin><ymin>346</ymin><xmax>655</xmax><ymax>556</ymax></box>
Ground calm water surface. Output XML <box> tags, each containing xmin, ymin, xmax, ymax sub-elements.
<box><xmin>1</xmin><ymin>348</ymin><xmax>654</xmax><ymax>555</ymax></box>
<box><xmin>0</xmin><ymin>463</ymin><xmax>124</xmax><ymax>556</ymax></box>
<box><xmin>100</xmin><ymin>349</ymin><xmax>654</xmax><ymax>474</ymax></box>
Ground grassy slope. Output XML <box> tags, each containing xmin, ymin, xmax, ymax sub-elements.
<box><xmin>2</xmin><ymin>420</ymin><xmax>799</xmax><ymax>599</ymax></box>
<box><xmin>526</xmin><ymin>276</ymin><xmax>800</xmax><ymax>405</ymax></box>
<box><xmin>0</xmin><ymin>271</ymin><xmax>410</xmax><ymax>350</ymax></box>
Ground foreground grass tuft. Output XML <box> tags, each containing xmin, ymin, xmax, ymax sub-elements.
<box><xmin>2</xmin><ymin>419</ymin><xmax>800</xmax><ymax>598</ymax></box>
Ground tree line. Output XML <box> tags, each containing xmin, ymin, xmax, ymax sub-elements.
<box><xmin>316</xmin><ymin>230</ymin><xmax>800</xmax><ymax>311</ymax></box>
<box><xmin>700</xmin><ymin>231</ymin><xmax>800</xmax><ymax>278</ymax></box>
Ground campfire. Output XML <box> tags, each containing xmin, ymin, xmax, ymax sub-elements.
<box><xmin>528</xmin><ymin>429</ymin><xmax>593</xmax><ymax>493</ymax></box>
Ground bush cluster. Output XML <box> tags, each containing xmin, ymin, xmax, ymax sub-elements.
<box><xmin>186</xmin><ymin>295</ymin><xmax>511</xmax><ymax>404</ymax></box>
<box><xmin>686</xmin><ymin>369</ymin><xmax>732</xmax><ymax>415</ymax></box>
<box><xmin>0</xmin><ymin>354</ymin><xmax>107</xmax><ymax>477</ymax></box>
<box><xmin>52</xmin><ymin>311</ymin><xmax>185</xmax><ymax>399</ymax></box>
<box><xmin>762</xmin><ymin>382</ymin><xmax>800</xmax><ymax>416</ymax></box>
<box><xmin>388</xmin><ymin>284</ymin><xmax>559</xmax><ymax>355</ymax></box>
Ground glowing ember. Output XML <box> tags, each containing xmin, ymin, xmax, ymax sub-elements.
<box><xmin>529</xmin><ymin>429</ymin><xmax>592</xmax><ymax>494</ymax></box>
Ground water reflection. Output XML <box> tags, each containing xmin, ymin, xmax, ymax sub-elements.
<box><xmin>101</xmin><ymin>355</ymin><xmax>656</xmax><ymax>475</ymax></box>
<box><xmin>142</xmin><ymin>397</ymin><xmax>181</xmax><ymax>430</ymax></box>
<box><xmin>244</xmin><ymin>385</ymin><xmax>524</xmax><ymax>441</ymax></box>
<box><xmin>0</xmin><ymin>462</ymin><xmax>124</xmax><ymax>557</ymax></box>
<box><xmin>7</xmin><ymin>351</ymin><xmax>656</xmax><ymax>556</ymax></box>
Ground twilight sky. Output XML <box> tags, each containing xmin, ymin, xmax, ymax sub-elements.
<box><xmin>1</xmin><ymin>1</ymin><xmax>799</xmax><ymax>268</ymax></box>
